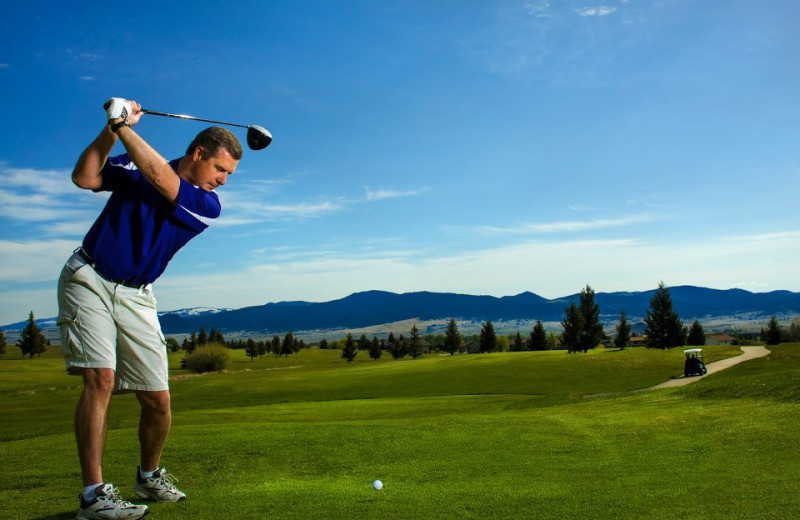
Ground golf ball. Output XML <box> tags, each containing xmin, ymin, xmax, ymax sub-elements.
<box><xmin>373</xmin><ymin>480</ymin><xmax>383</xmax><ymax>491</ymax></box>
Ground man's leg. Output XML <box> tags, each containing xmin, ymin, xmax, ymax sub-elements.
<box><xmin>135</xmin><ymin>389</ymin><xmax>171</xmax><ymax>471</ymax></box>
<box><xmin>75</xmin><ymin>368</ymin><xmax>115</xmax><ymax>486</ymax></box>
<box><xmin>134</xmin><ymin>388</ymin><xmax>186</xmax><ymax>502</ymax></box>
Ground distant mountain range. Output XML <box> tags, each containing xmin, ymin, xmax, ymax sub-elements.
<box><xmin>5</xmin><ymin>286</ymin><xmax>798</xmax><ymax>336</ymax></box>
<box><xmin>153</xmin><ymin>286</ymin><xmax>798</xmax><ymax>335</ymax></box>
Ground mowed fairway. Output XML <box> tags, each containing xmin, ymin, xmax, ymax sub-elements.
<box><xmin>2</xmin><ymin>345</ymin><xmax>799</xmax><ymax>519</ymax></box>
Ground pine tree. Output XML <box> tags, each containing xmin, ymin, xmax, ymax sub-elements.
<box><xmin>188</xmin><ymin>331</ymin><xmax>198</xmax><ymax>354</ymax></box>
<box><xmin>614</xmin><ymin>310</ymin><xmax>631</xmax><ymax>350</ymax></box>
<box><xmin>166</xmin><ymin>337</ymin><xmax>180</xmax><ymax>353</ymax></box>
<box><xmin>391</xmin><ymin>334</ymin><xmax>407</xmax><ymax>359</ymax></box>
<box><xmin>281</xmin><ymin>332</ymin><xmax>295</xmax><ymax>357</ymax></box>
<box><xmin>271</xmin><ymin>335</ymin><xmax>281</xmax><ymax>358</ymax></box>
<box><xmin>443</xmin><ymin>318</ymin><xmax>461</xmax><ymax>356</ymax></box>
<box><xmin>561</xmin><ymin>302</ymin><xmax>583</xmax><ymax>354</ymax></box>
<box><xmin>209</xmin><ymin>327</ymin><xmax>226</xmax><ymax>345</ymax></box>
<box><xmin>513</xmin><ymin>330</ymin><xmax>524</xmax><ymax>352</ymax></box>
<box><xmin>578</xmin><ymin>285</ymin><xmax>604</xmax><ymax>352</ymax></box>
<box><xmin>17</xmin><ymin>311</ymin><xmax>46</xmax><ymax>359</ymax></box>
<box><xmin>764</xmin><ymin>315</ymin><xmax>782</xmax><ymax>345</ymax></box>
<box><xmin>246</xmin><ymin>339</ymin><xmax>258</xmax><ymax>361</ymax></box>
<box><xmin>529</xmin><ymin>321</ymin><xmax>547</xmax><ymax>351</ymax></box>
<box><xmin>409</xmin><ymin>324</ymin><xmax>424</xmax><ymax>359</ymax></box>
<box><xmin>198</xmin><ymin>327</ymin><xmax>208</xmax><ymax>346</ymax></box>
<box><xmin>0</xmin><ymin>327</ymin><xmax>6</xmax><ymax>357</ymax></box>
<box><xmin>479</xmin><ymin>320</ymin><xmax>497</xmax><ymax>353</ymax></box>
<box><xmin>368</xmin><ymin>336</ymin><xmax>382</xmax><ymax>360</ymax></box>
<box><xmin>687</xmin><ymin>320</ymin><xmax>706</xmax><ymax>346</ymax></box>
<box><xmin>644</xmin><ymin>282</ymin><xmax>686</xmax><ymax>349</ymax></box>
<box><xmin>341</xmin><ymin>333</ymin><xmax>358</xmax><ymax>363</ymax></box>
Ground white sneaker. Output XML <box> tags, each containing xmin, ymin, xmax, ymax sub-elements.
<box><xmin>76</xmin><ymin>483</ymin><xmax>150</xmax><ymax>519</ymax></box>
<box><xmin>134</xmin><ymin>467</ymin><xmax>186</xmax><ymax>502</ymax></box>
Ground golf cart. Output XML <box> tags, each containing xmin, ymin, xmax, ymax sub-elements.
<box><xmin>684</xmin><ymin>348</ymin><xmax>707</xmax><ymax>377</ymax></box>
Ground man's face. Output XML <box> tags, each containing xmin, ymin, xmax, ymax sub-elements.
<box><xmin>185</xmin><ymin>147</ymin><xmax>239</xmax><ymax>192</ymax></box>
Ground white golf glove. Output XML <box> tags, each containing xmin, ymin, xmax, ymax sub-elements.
<box><xmin>104</xmin><ymin>97</ymin><xmax>132</xmax><ymax>120</ymax></box>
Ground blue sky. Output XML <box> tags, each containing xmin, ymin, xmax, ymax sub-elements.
<box><xmin>1</xmin><ymin>0</ymin><xmax>798</xmax><ymax>325</ymax></box>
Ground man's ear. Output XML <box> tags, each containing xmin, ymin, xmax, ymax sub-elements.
<box><xmin>192</xmin><ymin>146</ymin><xmax>205</xmax><ymax>161</ymax></box>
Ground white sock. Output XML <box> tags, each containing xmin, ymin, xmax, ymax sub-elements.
<box><xmin>139</xmin><ymin>467</ymin><xmax>158</xmax><ymax>479</ymax></box>
<box><xmin>82</xmin><ymin>484</ymin><xmax>102</xmax><ymax>501</ymax></box>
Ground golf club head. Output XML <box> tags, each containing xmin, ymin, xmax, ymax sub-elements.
<box><xmin>247</xmin><ymin>125</ymin><xmax>272</xmax><ymax>150</ymax></box>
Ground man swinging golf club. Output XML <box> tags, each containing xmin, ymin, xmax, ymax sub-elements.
<box><xmin>58</xmin><ymin>98</ymin><xmax>243</xmax><ymax>519</ymax></box>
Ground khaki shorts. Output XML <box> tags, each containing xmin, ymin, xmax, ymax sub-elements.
<box><xmin>57</xmin><ymin>251</ymin><xmax>169</xmax><ymax>393</ymax></box>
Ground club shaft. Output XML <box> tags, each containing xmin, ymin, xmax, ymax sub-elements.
<box><xmin>141</xmin><ymin>109</ymin><xmax>250</xmax><ymax>129</ymax></box>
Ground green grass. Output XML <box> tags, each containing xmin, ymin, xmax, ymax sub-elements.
<box><xmin>1</xmin><ymin>344</ymin><xmax>798</xmax><ymax>519</ymax></box>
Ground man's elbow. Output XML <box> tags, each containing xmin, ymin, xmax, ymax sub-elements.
<box><xmin>72</xmin><ymin>170</ymin><xmax>102</xmax><ymax>190</ymax></box>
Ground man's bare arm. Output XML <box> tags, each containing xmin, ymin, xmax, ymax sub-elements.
<box><xmin>71</xmin><ymin>125</ymin><xmax>118</xmax><ymax>191</ymax></box>
<box><xmin>75</xmin><ymin>99</ymin><xmax>181</xmax><ymax>203</ymax></box>
<box><xmin>113</xmin><ymin>124</ymin><xmax>181</xmax><ymax>204</ymax></box>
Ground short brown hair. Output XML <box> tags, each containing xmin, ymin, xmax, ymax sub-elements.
<box><xmin>186</xmin><ymin>126</ymin><xmax>243</xmax><ymax>161</ymax></box>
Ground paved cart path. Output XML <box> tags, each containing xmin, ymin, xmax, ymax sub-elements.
<box><xmin>649</xmin><ymin>346</ymin><xmax>771</xmax><ymax>390</ymax></box>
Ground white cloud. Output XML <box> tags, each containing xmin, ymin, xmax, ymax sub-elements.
<box><xmin>475</xmin><ymin>214</ymin><xmax>658</xmax><ymax>236</ymax></box>
<box><xmin>78</xmin><ymin>51</ymin><xmax>102</xmax><ymax>61</ymax></box>
<box><xmin>524</xmin><ymin>1</ymin><xmax>551</xmax><ymax>17</ymax></box>
<box><xmin>0</xmin><ymin>165</ymin><xmax>106</xmax><ymax>233</ymax></box>
<box><xmin>3</xmin><ymin>230</ymin><xmax>799</xmax><ymax>324</ymax></box>
<box><xmin>0</xmin><ymin>63</ymin><xmax>9</xmax><ymax>69</ymax></box>
<box><xmin>363</xmin><ymin>187</ymin><xmax>423</xmax><ymax>201</ymax></box>
<box><xmin>218</xmin><ymin>182</ymin><xmax>424</xmax><ymax>225</ymax></box>
<box><xmin>0</xmin><ymin>239</ymin><xmax>78</xmax><ymax>282</ymax></box>
<box><xmin>148</xmin><ymin>229</ymin><xmax>800</xmax><ymax>314</ymax></box>
<box><xmin>79</xmin><ymin>76</ymin><xmax>95</xmax><ymax>81</ymax></box>
<box><xmin>575</xmin><ymin>6</ymin><xmax>618</xmax><ymax>17</ymax></box>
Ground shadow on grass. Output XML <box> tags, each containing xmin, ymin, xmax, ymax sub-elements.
<box><xmin>32</xmin><ymin>513</ymin><xmax>75</xmax><ymax>520</ymax></box>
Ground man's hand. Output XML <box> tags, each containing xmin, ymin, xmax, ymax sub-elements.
<box><xmin>104</xmin><ymin>98</ymin><xmax>143</xmax><ymax>127</ymax></box>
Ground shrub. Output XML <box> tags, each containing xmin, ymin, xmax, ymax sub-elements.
<box><xmin>183</xmin><ymin>344</ymin><xmax>230</xmax><ymax>373</ymax></box>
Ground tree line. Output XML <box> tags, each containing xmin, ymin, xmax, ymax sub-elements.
<box><xmin>3</xmin><ymin>283</ymin><xmax>798</xmax><ymax>363</ymax></box>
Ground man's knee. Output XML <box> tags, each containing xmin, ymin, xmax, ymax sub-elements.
<box><xmin>81</xmin><ymin>368</ymin><xmax>115</xmax><ymax>396</ymax></box>
<box><xmin>136</xmin><ymin>390</ymin><xmax>171</xmax><ymax>415</ymax></box>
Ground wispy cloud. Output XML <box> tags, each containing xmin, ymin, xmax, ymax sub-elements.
<box><xmin>0</xmin><ymin>239</ymin><xmax>78</xmax><ymax>282</ymax></box>
<box><xmin>79</xmin><ymin>52</ymin><xmax>102</xmax><ymax>61</ymax></box>
<box><xmin>79</xmin><ymin>76</ymin><xmax>95</xmax><ymax>81</ymax></box>
<box><xmin>270</xmin><ymin>83</ymin><xmax>320</xmax><ymax>109</ymax></box>
<box><xmin>575</xmin><ymin>6</ymin><xmax>618</xmax><ymax>17</ymax></box>
<box><xmin>0</xmin><ymin>165</ymin><xmax>106</xmax><ymax>234</ymax></box>
<box><xmin>153</xmin><ymin>229</ymin><xmax>800</xmax><ymax>312</ymax></box>
<box><xmin>362</xmin><ymin>187</ymin><xmax>424</xmax><ymax>201</ymax></box>
<box><xmin>524</xmin><ymin>1</ymin><xmax>552</xmax><ymax>18</ymax></box>
<box><xmin>219</xmin><ymin>181</ymin><xmax>425</xmax><ymax>226</ymax></box>
<box><xmin>474</xmin><ymin>214</ymin><xmax>658</xmax><ymax>236</ymax></box>
<box><xmin>0</xmin><ymin>63</ymin><xmax>9</xmax><ymax>69</ymax></box>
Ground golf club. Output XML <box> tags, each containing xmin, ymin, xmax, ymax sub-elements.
<box><xmin>103</xmin><ymin>100</ymin><xmax>272</xmax><ymax>150</ymax></box>
<box><xmin>141</xmin><ymin>109</ymin><xmax>272</xmax><ymax>150</ymax></box>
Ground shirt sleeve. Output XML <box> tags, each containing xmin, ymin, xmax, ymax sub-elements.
<box><xmin>96</xmin><ymin>154</ymin><xmax>136</xmax><ymax>192</ymax></box>
<box><xmin>172</xmin><ymin>177</ymin><xmax>222</xmax><ymax>232</ymax></box>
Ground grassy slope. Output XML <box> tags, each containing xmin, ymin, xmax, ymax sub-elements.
<box><xmin>1</xmin><ymin>345</ymin><xmax>798</xmax><ymax>519</ymax></box>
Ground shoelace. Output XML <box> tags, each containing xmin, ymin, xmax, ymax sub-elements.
<box><xmin>155</xmin><ymin>471</ymin><xmax>180</xmax><ymax>492</ymax></box>
<box><xmin>103</xmin><ymin>486</ymin><xmax>135</xmax><ymax>507</ymax></box>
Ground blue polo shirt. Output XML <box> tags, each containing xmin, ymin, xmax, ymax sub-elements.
<box><xmin>81</xmin><ymin>154</ymin><xmax>220</xmax><ymax>285</ymax></box>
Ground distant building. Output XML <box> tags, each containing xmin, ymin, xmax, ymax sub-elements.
<box><xmin>706</xmin><ymin>333</ymin><xmax>736</xmax><ymax>346</ymax></box>
<box><xmin>461</xmin><ymin>340</ymin><xmax>480</xmax><ymax>354</ymax></box>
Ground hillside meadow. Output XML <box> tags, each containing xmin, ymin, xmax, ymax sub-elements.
<box><xmin>1</xmin><ymin>344</ymin><xmax>798</xmax><ymax>519</ymax></box>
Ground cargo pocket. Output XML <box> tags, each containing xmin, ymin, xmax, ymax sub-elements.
<box><xmin>57</xmin><ymin>310</ymin><xmax>86</xmax><ymax>362</ymax></box>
